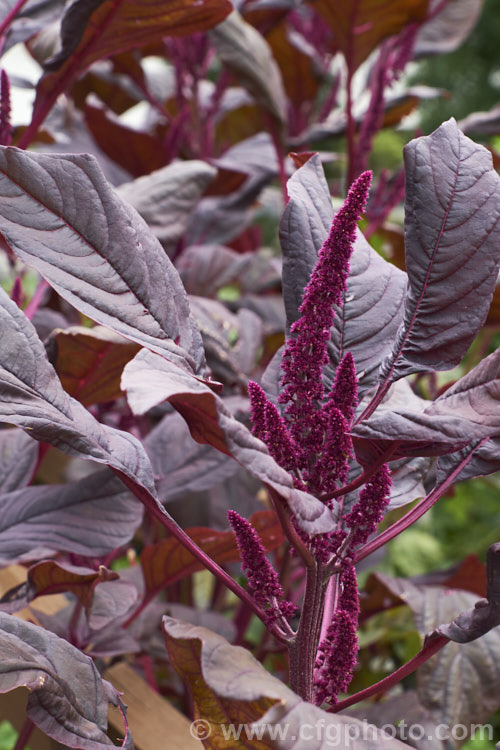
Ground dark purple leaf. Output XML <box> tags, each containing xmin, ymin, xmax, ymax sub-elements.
<box><xmin>0</xmin><ymin>470</ymin><xmax>142</xmax><ymax>563</ymax></box>
<box><xmin>379</xmin><ymin>119</ymin><xmax>500</xmax><ymax>384</ymax></box>
<box><xmin>388</xmin><ymin>456</ymin><xmax>431</xmax><ymax>510</ymax></box>
<box><xmin>280</xmin><ymin>154</ymin><xmax>407</xmax><ymax>393</ymax></box>
<box><xmin>189</xmin><ymin>296</ymin><xmax>263</xmax><ymax>384</ymax></box>
<box><xmin>209</xmin><ymin>10</ymin><xmax>287</xmax><ymax>123</ymax></box>
<box><xmin>354</xmin><ymin>350</ymin><xmax>500</xmax><ymax>461</ymax></box>
<box><xmin>0</xmin><ymin>146</ymin><xmax>205</xmax><ymax>373</ymax></box>
<box><xmin>122</xmin><ymin>348</ymin><xmax>337</xmax><ymax>535</ymax></box>
<box><xmin>0</xmin><ymin>611</ymin><xmax>131</xmax><ymax>748</ymax></box>
<box><xmin>116</xmin><ymin>161</ymin><xmax>216</xmax><ymax>253</ymax></box>
<box><xmin>87</xmin><ymin>579</ymin><xmax>138</xmax><ymax>630</ymax></box>
<box><xmin>436</xmin><ymin>437</ymin><xmax>500</xmax><ymax>484</ymax></box>
<box><xmin>0</xmin><ymin>286</ymin><xmax>156</xmax><ymax>494</ymax></box>
<box><xmin>144</xmin><ymin>408</ymin><xmax>240</xmax><ymax>505</ymax></box>
<box><xmin>0</xmin><ymin>428</ymin><xmax>38</xmax><ymax>493</ymax></box>
<box><xmin>429</xmin><ymin>543</ymin><xmax>500</xmax><ymax>644</ymax></box>
<box><xmin>414</xmin><ymin>0</ymin><xmax>483</xmax><ymax>58</ymax></box>
<box><xmin>369</xmin><ymin>572</ymin><xmax>500</xmax><ymax>747</ymax></box>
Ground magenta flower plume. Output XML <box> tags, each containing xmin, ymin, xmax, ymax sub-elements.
<box><xmin>248</xmin><ymin>380</ymin><xmax>298</xmax><ymax>472</ymax></box>
<box><xmin>0</xmin><ymin>70</ymin><xmax>12</xmax><ymax>147</ymax></box>
<box><xmin>328</xmin><ymin>351</ymin><xmax>358</xmax><ymax>424</ymax></box>
<box><xmin>314</xmin><ymin>563</ymin><xmax>360</xmax><ymax>704</ymax></box>
<box><xmin>227</xmin><ymin>509</ymin><xmax>295</xmax><ymax>622</ymax></box>
<box><xmin>307</xmin><ymin>405</ymin><xmax>352</xmax><ymax>497</ymax></box>
<box><xmin>279</xmin><ymin>171</ymin><xmax>372</xmax><ymax>453</ymax></box>
<box><xmin>344</xmin><ymin>464</ymin><xmax>392</xmax><ymax>549</ymax></box>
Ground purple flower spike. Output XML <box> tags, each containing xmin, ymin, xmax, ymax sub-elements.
<box><xmin>0</xmin><ymin>70</ymin><xmax>12</xmax><ymax>147</ymax></box>
<box><xmin>279</xmin><ymin>171</ymin><xmax>372</xmax><ymax>450</ymax></box>
<box><xmin>248</xmin><ymin>380</ymin><xmax>298</xmax><ymax>472</ymax></box>
<box><xmin>329</xmin><ymin>351</ymin><xmax>358</xmax><ymax>425</ymax></box>
<box><xmin>314</xmin><ymin>562</ymin><xmax>360</xmax><ymax>704</ymax></box>
<box><xmin>227</xmin><ymin>509</ymin><xmax>294</xmax><ymax>622</ymax></box>
<box><xmin>344</xmin><ymin>464</ymin><xmax>392</xmax><ymax>549</ymax></box>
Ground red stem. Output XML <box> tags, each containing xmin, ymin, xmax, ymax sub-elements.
<box><xmin>23</xmin><ymin>278</ymin><xmax>49</xmax><ymax>320</ymax></box>
<box><xmin>0</xmin><ymin>0</ymin><xmax>30</xmax><ymax>40</ymax></box>
<box><xmin>111</xmin><ymin>468</ymin><xmax>290</xmax><ymax>642</ymax></box>
<box><xmin>13</xmin><ymin>718</ymin><xmax>35</xmax><ymax>750</ymax></box>
<box><xmin>330</xmin><ymin>634</ymin><xmax>448</xmax><ymax>712</ymax></box>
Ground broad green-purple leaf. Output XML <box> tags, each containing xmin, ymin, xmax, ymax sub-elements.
<box><xmin>163</xmin><ymin>617</ymin><xmax>411</xmax><ymax>750</ymax></box>
<box><xmin>116</xmin><ymin>160</ymin><xmax>216</xmax><ymax>253</ymax></box>
<box><xmin>0</xmin><ymin>428</ymin><xmax>38</xmax><ymax>493</ymax></box>
<box><xmin>209</xmin><ymin>10</ymin><xmax>287</xmax><ymax>123</ymax></box>
<box><xmin>0</xmin><ymin>470</ymin><xmax>142</xmax><ymax>563</ymax></box>
<box><xmin>0</xmin><ymin>286</ymin><xmax>155</xmax><ymax>493</ymax></box>
<box><xmin>280</xmin><ymin>154</ymin><xmax>407</xmax><ymax>393</ymax></box>
<box><xmin>379</xmin><ymin>119</ymin><xmax>500</xmax><ymax>384</ymax></box>
<box><xmin>373</xmin><ymin>573</ymin><xmax>500</xmax><ymax>746</ymax></box>
<box><xmin>0</xmin><ymin>611</ymin><xmax>131</xmax><ymax>749</ymax></box>
<box><xmin>0</xmin><ymin>146</ymin><xmax>205</xmax><ymax>373</ymax></box>
<box><xmin>122</xmin><ymin>348</ymin><xmax>337</xmax><ymax>535</ymax></box>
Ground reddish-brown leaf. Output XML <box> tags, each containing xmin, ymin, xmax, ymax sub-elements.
<box><xmin>141</xmin><ymin>510</ymin><xmax>283</xmax><ymax>596</ymax></box>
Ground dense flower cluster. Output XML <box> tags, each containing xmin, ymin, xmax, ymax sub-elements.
<box><xmin>314</xmin><ymin>563</ymin><xmax>360</xmax><ymax>704</ymax></box>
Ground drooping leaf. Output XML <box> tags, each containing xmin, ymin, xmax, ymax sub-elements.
<box><xmin>371</xmin><ymin>573</ymin><xmax>500</xmax><ymax>746</ymax></box>
<box><xmin>87</xmin><ymin>579</ymin><xmax>138</xmax><ymax>630</ymax></box>
<box><xmin>428</xmin><ymin>543</ymin><xmax>500</xmax><ymax>644</ymax></box>
<box><xmin>311</xmin><ymin>0</ymin><xmax>429</xmax><ymax>71</ymax></box>
<box><xmin>44</xmin><ymin>0</ymin><xmax>232</xmax><ymax>72</ymax></box>
<box><xmin>0</xmin><ymin>611</ymin><xmax>131</xmax><ymax>749</ymax></box>
<box><xmin>280</xmin><ymin>153</ymin><xmax>407</xmax><ymax>394</ymax></box>
<box><xmin>144</xmin><ymin>408</ymin><xmax>240</xmax><ymax>506</ymax></box>
<box><xmin>0</xmin><ymin>0</ymin><xmax>65</xmax><ymax>54</ymax></box>
<box><xmin>122</xmin><ymin>348</ymin><xmax>337</xmax><ymax>535</ymax></box>
<box><xmin>388</xmin><ymin>456</ymin><xmax>430</xmax><ymax>510</ymax></box>
<box><xmin>459</xmin><ymin>104</ymin><xmax>500</xmax><ymax>137</ymax></box>
<box><xmin>436</xmin><ymin>437</ymin><xmax>500</xmax><ymax>485</ymax></box>
<box><xmin>162</xmin><ymin>617</ymin><xmax>411</xmax><ymax>750</ymax></box>
<box><xmin>0</xmin><ymin>146</ymin><xmax>205</xmax><ymax>372</ymax></box>
<box><xmin>0</xmin><ymin>470</ymin><xmax>142</xmax><ymax>563</ymax></box>
<box><xmin>209</xmin><ymin>10</ymin><xmax>287</xmax><ymax>123</ymax></box>
<box><xmin>414</xmin><ymin>0</ymin><xmax>483</xmax><ymax>58</ymax></box>
<box><xmin>141</xmin><ymin>510</ymin><xmax>283</xmax><ymax>596</ymax></box>
<box><xmin>379</xmin><ymin>119</ymin><xmax>500</xmax><ymax>384</ymax></box>
<box><xmin>0</xmin><ymin>428</ymin><xmax>38</xmax><ymax>493</ymax></box>
<box><xmin>354</xmin><ymin>350</ymin><xmax>500</xmax><ymax>462</ymax></box>
<box><xmin>0</xmin><ymin>561</ymin><xmax>119</xmax><ymax>615</ymax></box>
<box><xmin>116</xmin><ymin>161</ymin><xmax>216</xmax><ymax>252</ymax></box>
<box><xmin>46</xmin><ymin>325</ymin><xmax>140</xmax><ymax>406</ymax></box>
<box><xmin>0</xmin><ymin>286</ymin><xmax>156</xmax><ymax>494</ymax></box>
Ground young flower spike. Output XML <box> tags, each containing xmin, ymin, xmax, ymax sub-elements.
<box><xmin>227</xmin><ymin>509</ymin><xmax>295</xmax><ymax>622</ymax></box>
